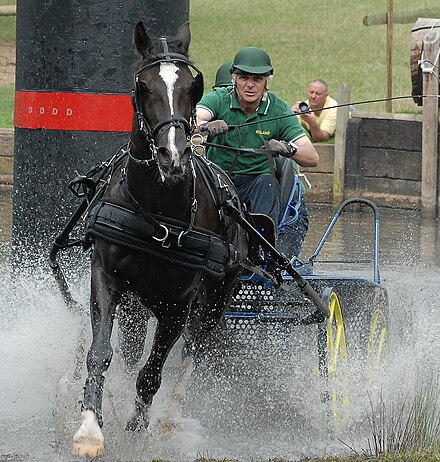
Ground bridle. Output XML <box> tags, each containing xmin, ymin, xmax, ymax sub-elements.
<box><xmin>130</xmin><ymin>38</ymin><xmax>204</xmax><ymax>167</ymax></box>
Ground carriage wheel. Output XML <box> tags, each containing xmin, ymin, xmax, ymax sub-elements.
<box><xmin>335</xmin><ymin>284</ymin><xmax>389</xmax><ymax>382</ymax></box>
<box><xmin>318</xmin><ymin>287</ymin><xmax>349</xmax><ymax>432</ymax></box>
<box><xmin>366</xmin><ymin>308</ymin><xmax>387</xmax><ymax>382</ymax></box>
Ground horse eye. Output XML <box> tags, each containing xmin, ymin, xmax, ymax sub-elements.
<box><xmin>138</xmin><ymin>82</ymin><xmax>151</xmax><ymax>94</ymax></box>
<box><xmin>188</xmin><ymin>81</ymin><xmax>198</xmax><ymax>94</ymax></box>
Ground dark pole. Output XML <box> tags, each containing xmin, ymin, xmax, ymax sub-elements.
<box><xmin>13</xmin><ymin>0</ymin><xmax>189</xmax><ymax>256</ymax></box>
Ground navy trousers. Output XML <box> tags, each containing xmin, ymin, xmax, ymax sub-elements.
<box><xmin>230</xmin><ymin>173</ymin><xmax>280</xmax><ymax>224</ymax></box>
<box><xmin>230</xmin><ymin>173</ymin><xmax>308</xmax><ymax>258</ymax></box>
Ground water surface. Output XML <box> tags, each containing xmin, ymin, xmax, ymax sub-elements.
<box><xmin>0</xmin><ymin>193</ymin><xmax>439</xmax><ymax>461</ymax></box>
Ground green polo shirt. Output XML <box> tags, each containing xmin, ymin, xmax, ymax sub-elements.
<box><xmin>197</xmin><ymin>87</ymin><xmax>306</xmax><ymax>175</ymax></box>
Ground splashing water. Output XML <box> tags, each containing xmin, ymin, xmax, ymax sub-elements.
<box><xmin>1</xmin><ymin>203</ymin><xmax>439</xmax><ymax>461</ymax></box>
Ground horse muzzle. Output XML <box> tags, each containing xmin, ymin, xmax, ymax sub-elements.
<box><xmin>156</xmin><ymin>145</ymin><xmax>192</xmax><ymax>179</ymax></box>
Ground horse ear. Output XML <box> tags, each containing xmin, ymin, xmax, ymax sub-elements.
<box><xmin>176</xmin><ymin>21</ymin><xmax>191</xmax><ymax>55</ymax></box>
<box><xmin>133</xmin><ymin>21</ymin><xmax>153</xmax><ymax>55</ymax></box>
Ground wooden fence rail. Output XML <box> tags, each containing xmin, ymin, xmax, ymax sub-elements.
<box><xmin>0</xmin><ymin>5</ymin><xmax>16</xmax><ymax>16</ymax></box>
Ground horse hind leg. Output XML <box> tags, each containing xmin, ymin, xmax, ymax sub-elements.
<box><xmin>126</xmin><ymin>305</ymin><xmax>188</xmax><ymax>432</ymax></box>
<box><xmin>184</xmin><ymin>278</ymin><xmax>234</xmax><ymax>364</ymax></box>
<box><xmin>117</xmin><ymin>294</ymin><xmax>150</xmax><ymax>369</ymax></box>
<box><xmin>155</xmin><ymin>283</ymin><xmax>232</xmax><ymax>434</ymax></box>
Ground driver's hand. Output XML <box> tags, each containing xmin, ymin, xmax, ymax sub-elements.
<box><xmin>262</xmin><ymin>139</ymin><xmax>296</xmax><ymax>158</ymax></box>
<box><xmin>200</xmin><ymin>120</ymin><xmax>229</xmax><ymax>137</ymax></box>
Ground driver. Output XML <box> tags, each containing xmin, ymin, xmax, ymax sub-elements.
<box><xmin>196</xmin><ymin>46</ymin><xmax>319</xmax><ymax>258</ymax></box>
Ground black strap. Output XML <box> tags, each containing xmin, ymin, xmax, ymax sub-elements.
<box><xmin>84</xmin><ymin>198</ymin><xmax>232</xmax><ymax>277</ymax></box>
<box><xmin>119</xmin><ymin>174</ymin><xmax>170</xmax><ymax>236</ymax></box>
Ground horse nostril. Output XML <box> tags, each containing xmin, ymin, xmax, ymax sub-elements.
<box><xmin>156</xmin><ymin>147</ymin><xmax>173</xmax><ymax>166</ymax></box>
<box><xmin>181</xmin><ymin>146</ymin><xmax>192</xmax><ymax>164</ymax></box>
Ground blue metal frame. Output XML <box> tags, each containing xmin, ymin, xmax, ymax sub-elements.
<box><xmin>277</xmin><ymin>174</ymin><xmax>302</xmax><ymax>232</ymax></box>
<box><xmin>226</xmin><ymin>197</ymin><xmax>383</xmax><ymax>324</ymax></box>
<box><xmin>308</xmin><ymin>198</ymin><xmax>381</xmax><ymax>284</ymax></box>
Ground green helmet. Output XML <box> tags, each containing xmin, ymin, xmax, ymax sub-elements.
<box><xmin>212</xmin><ymin>61</ymin><xmax>233</xmax><ymax>88</ymax></box>
<box><xmin>231</xmin><ymin>47</ymin><xmax>273</xmax><ymax>75</ymax></box>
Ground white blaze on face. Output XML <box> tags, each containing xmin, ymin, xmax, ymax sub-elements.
<box><xmin>159</xmin><ymin>62</ymin><xmax>180</xmax><ymax>165</ymax></box>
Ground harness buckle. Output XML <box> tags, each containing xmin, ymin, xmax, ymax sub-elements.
<box><xmin>177</xmin><ymin>231</ymin><xmax>185</xmax><ymax>247</ymax></box>
<box><xmin>153</xmin><ymin>224</ymin><xmax>171</xmax><ymax>248</ymax></box>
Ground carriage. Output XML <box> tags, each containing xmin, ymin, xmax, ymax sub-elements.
<box><xmin>222</xmin><ymin>196</ymin><xmax>388</xmax><ymax>423</ymax></box>
<box><xmin>48</xmin><ymin>21</ymin><xmax>389</xmax><ymax>456</ymax></box>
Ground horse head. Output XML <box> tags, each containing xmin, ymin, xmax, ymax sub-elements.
<box><xmin>131</xmin><ymin>21</ymin><xmax>204</xmax><ymax>181</ymax></box>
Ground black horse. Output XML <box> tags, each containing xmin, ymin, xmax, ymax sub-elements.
<box><xmin>72</xmin><ymin>22</ymin><xmax>248</xmax><ymax>456</ymax></box>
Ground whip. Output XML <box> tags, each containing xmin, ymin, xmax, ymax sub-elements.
<box><xmin>232</xmin><ymin>93</ymin><xmax>436</xmax><ymax>129</ymax></box>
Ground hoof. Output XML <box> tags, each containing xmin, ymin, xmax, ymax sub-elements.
<box><xmin>126</xmin><ymin>396</ymin><xmax>150</xmax><ymax>431</ymax></box>
<box><xmin>126</xmin><ymin>412</ymin><xmax>146</xmax><ymax>431</ymax></box>
<box><xmin>73</xmin><ymin>410</ymin><xmax>104</xmax><ymax>457</ymax></box>
<box><xmin>157</xmin><ymin>416</ymin><xmax>177</xmax><ymax>436</ymax></box>
<box><xmin>72</xmin><ymin>439</ymin><xmax>104</xmax><ymax>458</ymax></box>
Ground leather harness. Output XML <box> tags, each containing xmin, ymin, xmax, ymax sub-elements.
<box><xmin>83</xmin><ymin>153</ymin><xmax>249</xmax><ymax>278</ymax></box>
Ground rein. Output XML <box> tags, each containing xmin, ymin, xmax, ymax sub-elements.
<box><xmin>228</xmin><ymin>94</ymin><xmax>432</xmax><ymax>130</ymax></box>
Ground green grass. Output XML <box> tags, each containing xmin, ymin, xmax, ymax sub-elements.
<box><xmin>366</xmin><ymin>382</ymin><xmax>440</xmax><ymax>457</ymax></box>
<box><xmin>0</xmin><ymin>1</ymin><xmax>15</xmax><ymax>128</ymax></box>
<box><xmin>0</xmin><ymin>17</ymin><xmax>15</xmax><ymax>41</ymax></box>
<box><xmin>1</xmin><ymin>0</ymin><xmax>439</xmax><ymax>127</ymax></box>
<box><xmin>0</xmin><ymin>85</ymin><xmax>14</xmax><ymax>127</ymax></box>
<box><xmin>150</xmin><ymin>451</ymin><xmax>440</xmax><ymax>462</ymax></box>
<box><xmin>0</xmin><ymin>0</ymin><xmax>15</xmax><ymax>40</ymax></box>
<box><xmin>189</xmin><ymin>0</ymin><xmax>439</xmax><ymax>114</ymax></box>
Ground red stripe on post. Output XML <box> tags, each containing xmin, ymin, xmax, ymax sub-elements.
<box><xmin>14</xmin><ymin>91</ymin><xmax>133</xmax><ymax>132</ymax></box>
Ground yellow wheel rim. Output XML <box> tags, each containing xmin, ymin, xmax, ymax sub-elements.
<box><xmin>326</xmin><ymin>291</ymin><xmax>349</xmax><ymax>431</ymax></box>
<box><xmin>367</xmin><ymin>309</ymin><xmax>387</xmax><ymax>382</ymax></box>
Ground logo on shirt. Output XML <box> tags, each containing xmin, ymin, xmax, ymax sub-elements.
<box><xmin>256</xmin><ymin>129</ymin><xmax>270</xmax><ymax>135</ymax></box>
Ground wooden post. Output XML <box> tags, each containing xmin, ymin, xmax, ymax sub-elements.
<box><xmin>333</xmin><ymin>83</ymin><xmax>351</xmax><ymax>206</ymax></box>
<box><xmin>385</xmin><ymin>0</ymin><xmax>393</xmax><ymax>112</ymax></box>
<box><xmin>421</xmin><ymin>30</ymin><xmax>439</xmax><ymax>215</ymax></box>
<box><xmin>362</xmin><ymin>3</ymin><xmax>395</xmax><ymax>113</ymax></box>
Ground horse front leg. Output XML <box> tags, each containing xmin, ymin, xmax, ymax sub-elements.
<box><xmin>72</xmin><ymin>269</ymin><xmax>120</xmax><ymax>457</ymax></box>
<box><xmin>126</xmin><ymin>305</ymin><xmax>188</xmax><ymax>431</ymax></box>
